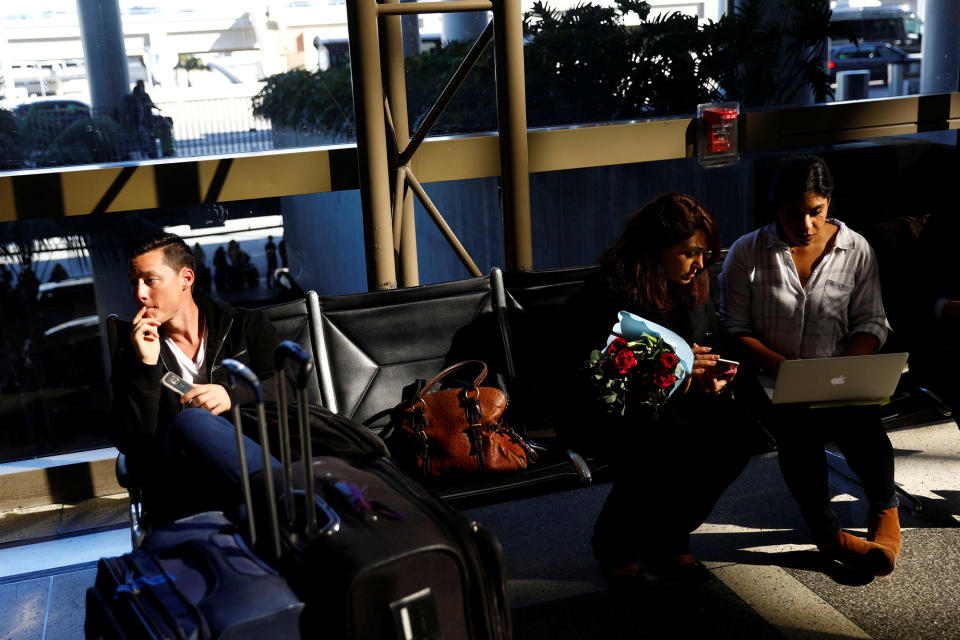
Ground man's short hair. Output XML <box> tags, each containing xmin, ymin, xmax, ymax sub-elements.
<box><xmin>127</xmin><ymin>232</ymin><xmax>195</xmax><ymax>274</ymax></box>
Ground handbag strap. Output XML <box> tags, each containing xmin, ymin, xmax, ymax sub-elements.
<box><xmin>412</xmin><ymin>360</ymin><xmax>488</xmax><ymax>404</ymax></box>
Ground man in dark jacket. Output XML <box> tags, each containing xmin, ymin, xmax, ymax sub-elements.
<box><xmin>111</xmin><ymin>232</ymin><xmax>279</xmax><ymax>523</ymax></box>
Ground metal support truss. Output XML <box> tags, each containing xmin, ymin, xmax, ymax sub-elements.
<box><xmin>347</xmin><ymin>0</ymin><xmax>532</xmax><ymax>290</ymax></box>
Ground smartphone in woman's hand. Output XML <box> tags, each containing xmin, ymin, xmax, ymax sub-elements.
<box><xmin>713</xmin><ymin>358</ymin><xmax>739</xmax><ymax>378</ymax></box>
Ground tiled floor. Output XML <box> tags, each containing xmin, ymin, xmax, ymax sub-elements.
<box><xmin>0</xmin><ymin>493</ymin><xmax>130</xmax><ymax>640</ymax></box>
<box><xmin>1</xmin><ymin>566</ymin><xmax>98</xmax><ymax>640</ymax></box>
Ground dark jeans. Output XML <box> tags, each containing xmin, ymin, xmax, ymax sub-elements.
<box><xmin>592</xmin><ymin>394</ymin><xmax>753</xmax><ymax>567</ymax></box>
<box><xmin>767</xmin><ymin>402</ymin><xmax>897</xmax><ymax>544</ymax></box>
<box><xmin>151</xmin><ymin>408</ymin><xmax>280</xmax><ymax>526</ymax></box>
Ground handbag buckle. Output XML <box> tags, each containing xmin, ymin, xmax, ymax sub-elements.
<box><xmin>457</xmin><ymin>386</ymin><xmax>487</xmax><ymax>471</ymax></box>
<box><xmin>464</xmin><ymin>423</ymin><xmax>487</xmax><ymax>472</ymax></box>
<box><xmin>458</xmin><ymin>386</ymin><xmax>483</xmax><ymax>424</ymax></box>
<box><xmin>409</xmin><ymin>406</ymin><xmax>431</xmax><ymax>475</ymax></box>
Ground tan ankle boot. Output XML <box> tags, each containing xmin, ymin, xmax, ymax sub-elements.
<box><xmin>867</xmin><ymin>507</ymin><xmax>901</xmax><ymax>577</ymax></box>
<box><xmin>818</xmin><ymin>531</ymin><xmax>891</xmax><ymax>573</ymax></box>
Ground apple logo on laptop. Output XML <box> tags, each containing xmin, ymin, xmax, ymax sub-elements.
<box><xmin>830</xmin><ymin>375</ymin><xmax>846</xmax><ymax>386</ymax></box>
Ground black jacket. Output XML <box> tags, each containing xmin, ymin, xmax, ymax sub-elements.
<box><xmin>109</xmin><ymin>292</ymin><xmax>279</xmax><ymax>468</ymax></box>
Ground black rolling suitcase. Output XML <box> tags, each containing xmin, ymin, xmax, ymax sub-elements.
<box><xmin>257</xmin><ymin>341</ymin><xmax>512</xmax><ymax>639</ymax></box>
<box><xmin>85</xmin><ymin>358</ymin><xmax>304</xmax><ymax>640</ymax></box>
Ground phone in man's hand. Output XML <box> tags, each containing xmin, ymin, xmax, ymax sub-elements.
<box><xmin>161</xmin><ymin>371</ymin><xmax>194</xmax><ymax>396</ymax></box>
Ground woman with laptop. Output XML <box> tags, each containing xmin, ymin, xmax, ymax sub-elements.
<box><xmin>719</xmin><ymin>155</ymin><xmax>901</xmax><ymax>576</ymax></box>
<box><xmin>564</xmin><ymin>193</ymin><xmax>751</xmax><ymax>586</ymax></box>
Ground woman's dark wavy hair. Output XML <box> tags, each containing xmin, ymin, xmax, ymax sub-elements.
<box><xmin>598</xmin><ymin>192</ymin><xmax>720</xmax><ymax>313</ymax></box>
<box><xmin>768</xmin><ymin>154</ymin><xmax>834</xmax><ymax>209</ymax></box>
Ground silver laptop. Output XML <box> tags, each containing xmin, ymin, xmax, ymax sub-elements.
<box><xmin>759</xmin><ymin>353</ymin><xmax>909</xmax><ymax>405</ymax></box>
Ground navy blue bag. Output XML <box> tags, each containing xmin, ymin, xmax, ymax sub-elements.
<box><xmin>85</xmin><ymin>513</ymin><xmax>303</xmax><ymax>640</ymax></box>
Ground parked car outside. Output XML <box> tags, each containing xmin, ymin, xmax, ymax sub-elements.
<box><xmin>828</xmin><ymin>43</ymin><xmax>908</xmax><ymax>85</ymax></box>
<box><xmin>14</xmin><ymin>99</ymin><xmax>91</xmax><ymax>141</ymax></box>
<box><xmin>830</xmin><ymin>4</ymin><xmax>922</xmax><ymax>54</ymax></box>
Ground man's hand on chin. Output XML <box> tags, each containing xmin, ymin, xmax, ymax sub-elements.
<box><xmin>131</xmin><ymin>306</ymin><xmax>162</xmax><ymax>364</ymax></box>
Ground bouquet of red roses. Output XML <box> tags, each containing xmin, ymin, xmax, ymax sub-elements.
<box><xmin>584</xmin><ymin>333</ymin><xmax>684</xmax><ymax>417</ymax></box>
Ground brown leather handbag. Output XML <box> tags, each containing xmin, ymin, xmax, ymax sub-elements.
<box><xmin>388</xmin><ymin>360</ymin><xmax>537</xmax><ymax>479</ymax></box>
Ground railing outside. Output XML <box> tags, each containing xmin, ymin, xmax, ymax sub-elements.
<box><xmin>155</xmin><ymin>96</ymin><xmax>274</xmax><ymax>158</ymax></box>
<box><xmin>5</xmin><ymin>95</ymin><xmax>276</xmax><ymax>169</ymax></box>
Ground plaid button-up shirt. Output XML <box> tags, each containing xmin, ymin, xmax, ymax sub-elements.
<box><xmin>719</xmin><ymin>219</ymin><xmax>888</xmax><ymax>360</ymax></box>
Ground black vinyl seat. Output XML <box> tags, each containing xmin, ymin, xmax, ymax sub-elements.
<box><xmin>313</xmin><ymin>273</ymin><xmax>595</xmax><ymax>509</ymax></box>
<box><xmin>315</xmin><ymin>276</ymin><xmax>500</xmax><ymax>425</ymax></box>
<box><xmin>494</xmin><ymin>265</ymin><xmax>612</xmax><ymax>474</ymax></box>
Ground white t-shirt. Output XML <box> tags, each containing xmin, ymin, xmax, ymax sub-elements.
<box><xmin>164</xmin><ymin>321</ymin><xmax>209</xmax><ymax>384</ymax></box>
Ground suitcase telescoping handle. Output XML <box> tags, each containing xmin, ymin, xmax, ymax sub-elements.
<box><xmin>273</xmin><ymin>341</ymin><xmax>319</xmax><ymax>537</ymax></box>
<box><xmin>223</xmin><ymin>359</ymin><xmax>282</xmax><ymax>563</ymax></box>
<box><xmin>272</xmin><ymin>342</ymin><xmax>300</xmax><ymax>526</ymax></box>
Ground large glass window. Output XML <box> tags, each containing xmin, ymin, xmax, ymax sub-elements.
<box><xmin>1</xmin><ymin>0</ymin><xmax>956</xmax><ymax>175</ymax></box>
<box><xmin>1</xmin><ymin>2</ymin><xmax>362</xmax><ymax>169</ymax></box>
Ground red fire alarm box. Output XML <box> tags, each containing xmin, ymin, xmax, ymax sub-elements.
<box><xmin>697</xmin><ymin>102</ymin><xmax>739</xmax><ymax>168</ymax></box>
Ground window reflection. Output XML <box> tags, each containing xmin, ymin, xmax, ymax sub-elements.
<box><xmin>0</xmin><ymin>205</ymin><xmax>292</xmax><ymax>462</ymax></box>
<box><xmin>0</xmin><ymin>226</ymin><xmax>103</xmax><ymax>462</ymax></box>
<box><xmin>163</xmin><ymin>213</ymin><xmax>288</xmax><ymax>304</ymax></box>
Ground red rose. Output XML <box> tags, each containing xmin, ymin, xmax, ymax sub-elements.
<box><xmin>614</xmin><ymin>348</ymin><xmax>638</xmax><ymax>374</ymax></box>
<box><xmin>652</xmin><ymin>371</ymin><xmax>676</xmax><ymax>389</ymax></box>
<box><xmin>607</xmin><ymin>337</ymin><xmax>628</xmax><ymax>355</ymax></box>
<box><xmin>657</xmin><ymin>352</ymin><xmax>678</xmax><ymax>370</ymax></box>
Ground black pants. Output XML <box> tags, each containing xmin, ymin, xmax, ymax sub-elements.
<box><xmin>767</xmin><ymin>403</ymin><xmax>897</xmax><ymax>544</ymax></box>
<box><xmin>592</xmin><ymin>394</ymin><xmax>753</xmax><ymax>567</ymax></box>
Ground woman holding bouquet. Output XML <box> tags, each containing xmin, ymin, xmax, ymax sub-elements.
<box><xmin>719</xmin><ymin>154</ymin><xmax>900</xmax><ymax>576</ymax></box>
<box><xmin>566</xmin><ymin>193</ymin><xmax>752</xmax><ymax>586</ymax></box>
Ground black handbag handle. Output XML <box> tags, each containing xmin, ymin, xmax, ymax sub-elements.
<box><xmin>410</xmin><ymin>360</ymin><xmax>488</xmax><ymax>404</ymax></box>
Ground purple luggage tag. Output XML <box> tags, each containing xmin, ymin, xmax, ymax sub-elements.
<box><xmin>330</xmin><ymin>480</ymin><xmax>405</xmax><ymax>521</ymax></box>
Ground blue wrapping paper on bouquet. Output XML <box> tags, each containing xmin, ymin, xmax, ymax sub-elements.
<box><xmin>584</xmin><ymin>311</ymin><xmax>695</xmax><ymax>416</ymax></box>
<box><xmin>607</xmin><ymin>311</ymin><xmax>694</xmax><ymax>400</ymax></box>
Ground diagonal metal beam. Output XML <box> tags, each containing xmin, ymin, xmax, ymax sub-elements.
<box><xmin>400</xmin><ymin>19</ymin><xmax>495</xmax><ymax>165</ymax></box>
<box><xmin>392</xmin><ymin>166</ymin><xmax>408</xmax><ymax>253</ymax></box>
<box><xmin>405</xmin><ymin>166</ymin><xmax>482</xmax><ymax>276</ymax></box>
<box><xmin>346</xmin><ymin>0</ymin><xmax>531</xmax><ymax>289</ymax></box>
